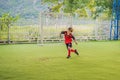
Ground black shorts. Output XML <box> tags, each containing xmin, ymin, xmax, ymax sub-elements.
<box><xmin>66</xmin><ymin>43</ymin><xmax>72</xmax><ymax>49</ymax></box>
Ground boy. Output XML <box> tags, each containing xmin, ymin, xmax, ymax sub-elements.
<box><xmin>60</xmin><ymin>27</ymin><xmax>79</xmax><ymax>59</ymax></box>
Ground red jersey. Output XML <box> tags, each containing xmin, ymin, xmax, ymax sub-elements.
<box><xmin>61</xmin><ymin>31</ymin><xmax>75</xmax><ymax>44</ymax></box>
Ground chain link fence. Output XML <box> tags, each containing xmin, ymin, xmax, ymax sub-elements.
<box><xmin>0</xmin><ymin>13</ymin><xmax>111</xmax><ymax>44</ymax></box>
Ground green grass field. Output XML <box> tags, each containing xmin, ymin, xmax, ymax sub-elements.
<box><xmin>0</xmin><ymin>41</ymin><xmax>120</xmax><ymax>80</ymax></box>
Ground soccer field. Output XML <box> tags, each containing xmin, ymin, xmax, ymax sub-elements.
<box><xmin>0</xmin><ymin>41</ymin><xmax>120</xmax><ymax>80</ymax></box>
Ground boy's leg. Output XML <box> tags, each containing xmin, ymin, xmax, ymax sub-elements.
<box><xmin>68</xmin><ymin>43</ymin><xmax>79</xmax><ymax>55</ymax></box>
<box><xmin>66</xmin><ymin>43</ymin><xmax>79</xmax><ymax>58</ymax></box>
<box><xmin>66</xmin><ymin>43</ymin><xmax>76</xmax><ymax>55</ymax></box>
<box><xmin>71</xmin><ymin>48</ymin><xmax>79</xmax><ymax>55</ymax></box>
<box><xmin>67</xmin><ymin>47</ymin><xmax>71</xmax><ymax>57</ymax></box>
<box><xmin>66</xmin><ymin>44</ymin><xmax>71</xmax><ymax>58</ymax></box>
<box><xmin>71</xmin><ymin>49</ymin><xmax>75</xmax><ymax>52</ymax></box>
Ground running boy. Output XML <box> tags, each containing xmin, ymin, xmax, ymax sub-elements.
<box><xmin>60</xmin><ymin>27</ymin><xmax>79</xmax><ymax>59</ymax></box>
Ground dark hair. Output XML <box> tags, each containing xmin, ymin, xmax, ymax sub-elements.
<box><xmin>68</xmin><ymin>27</ymin><xmax>73</xmax><ymax>32</ymax></box>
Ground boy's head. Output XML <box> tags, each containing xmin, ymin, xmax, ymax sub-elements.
<box><xmin>68</xmin><ymin>27</ymin><xmax>73</xmax><ymax>32</ymax></box>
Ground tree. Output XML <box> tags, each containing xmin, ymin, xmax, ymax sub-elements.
<box><xmin>87</xmin><ymin>0</ymin><xmax>113</xmax><ymax>19</ymax></box>
<box><xmin>0</xmin><ymin>13</ymin><xmax>19</xmax><ymax>44</ymax></box>
<box><xmin>43</xmin><ymin>0</ymin><xmax>113</xmax><ymax>19</ymax></box>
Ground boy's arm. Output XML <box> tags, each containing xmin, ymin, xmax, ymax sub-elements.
<box><xmin>60</xmin><ymin>31</ymin><xmax>65</xmax><ymax>38</ymax></box>
<box><xmin>72</xmin><ymin>35</ymin><xmax>78</xmax><ymax>45</ymax></box>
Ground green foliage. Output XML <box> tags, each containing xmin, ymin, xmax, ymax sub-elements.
<box><xmin>43</xmin><ymin>0</ymin><xmax>59</xmax><ymax>4</ymax></box>
<box><xmin>87</xmin><ymin>0</ymin><xmax>113</xmax><ymax>19</ymax></box>
<box><xmin>0</xmin><ymin>13</ymin><xmax>19</xmax><ymax>31</ymax></box>
<box><xmin>44</xmin><ymin>0</ymin><xmax>113</xmax><ymax>19</ymax></box>
<box><xmin>64</xmin><ymin>0</ymin><xmax>90</xmax><ymax>13</ymax></box>
<box><xmin>51</xmin><ymin>3</ymin><xmax>63</xmax><ymax>12</ymax></box>
<box><xmin>0</xmin><ymin>0</ymin><xmax>113</xmax><ymax>19</ymax></box>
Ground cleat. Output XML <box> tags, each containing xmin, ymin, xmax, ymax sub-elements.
<box><xmin>75</xmin><ymin>49</ymin><xmax>79</xmax><ymax>55</ymax></box>
<box><xmin>66</xmin><ymin>56</ymin><xmax>71</xmax><ymax>59</ymax></box>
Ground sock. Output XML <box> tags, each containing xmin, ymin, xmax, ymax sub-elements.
<box><xmin>68</xmin><ymin>49</ymin><xmax>71</xmax><ymax>56</ymax></box>
<box><xmin>71</xmin><ymin>49</ymin><xmax>75</xmax><ymax>52</ymax></box>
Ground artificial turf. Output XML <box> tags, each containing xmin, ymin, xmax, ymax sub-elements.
<box><xmin>0</xmin><ymin>41</ymin><xmax>120</xmax><ymax>80</ymax></box>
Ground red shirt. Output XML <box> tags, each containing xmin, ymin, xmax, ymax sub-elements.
<box><xmin>61</xmin><ymin>31</ymin><xmax>75</xmax><ymax>44</ymax></box>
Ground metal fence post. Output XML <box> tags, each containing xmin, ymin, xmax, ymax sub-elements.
<box><xmin>8</xmin><ymin>24</ymin><xmax>10</xmax><ymax>44</ymax></box>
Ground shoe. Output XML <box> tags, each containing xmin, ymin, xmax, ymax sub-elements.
<box><xmin>66</xmin><ymin>56</ymin><xmax>71</xmax><ymax>59</ymax></box>
<box><xmin>75</xmin><ymin>49</ymin><xmax>79</xmax><ymax>55</ymax></box>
